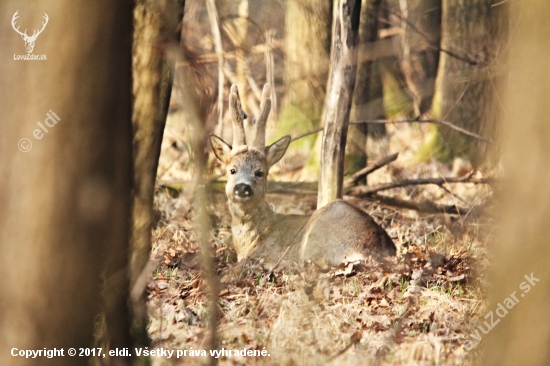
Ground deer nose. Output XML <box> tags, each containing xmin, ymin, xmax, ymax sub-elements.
<box><xmin>234</xmin><ymin>183</ymin><xmax>253</xmax><ymax>199</ymax></box>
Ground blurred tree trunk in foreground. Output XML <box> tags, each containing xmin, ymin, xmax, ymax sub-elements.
<box><xmin>279</xmin><ymin>0</ymin><xmax>332</xmax><ymax>145</ymax></box>
<box><xmin>318</xmin><ymin>0</ymin><xmax>362</xmax><ymax>208</ymax></box>
<box><xmin>0</xmin><ymin>1</ymin><xmax>133</xmax><ymax>366</ymax></box>
<box><xmin>425</xmin><ymin>0</ymin><xmax>507</xmax><ymax>165</ymax></box>
<box><xmin>130</xmin><ymin>0</ymin><xmax>184</xmax><ymax>348</ymax></box>
<box><xmin>483</xmin><ymin>1</ymin><xmax>550</xmax><ymax>365</ymax></box>
<box><xmin>348</xmin><ymin>0</ymin><xmax>385</xmax><ymax>183</ymax></box>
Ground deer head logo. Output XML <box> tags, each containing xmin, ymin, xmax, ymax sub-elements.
<box><xmin>11</xmin><ymin>11</ymin><xmax>49</xmax><ymax>54</ymax></box>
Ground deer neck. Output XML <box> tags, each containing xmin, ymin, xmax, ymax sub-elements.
<box><xmin>228</xmin><ymin>199</ymin><xmax>274</xmax><ymax>259</ymax></box>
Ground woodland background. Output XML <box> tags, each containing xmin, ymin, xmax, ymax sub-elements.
<box><xmin>0</xmin><ymin>1</ymin><xmax>549</xmax><ymax>366</ymax></box>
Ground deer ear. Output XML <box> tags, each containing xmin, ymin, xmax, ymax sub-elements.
<box><xmin>209</xmin><ymin>134</ymin><xmax>232</xmax><ymax>164</ymax></box>
<box><xmin>265</xmin><ymin>135</ymin><xmax>291</xmax><ymax>167</ymax></box>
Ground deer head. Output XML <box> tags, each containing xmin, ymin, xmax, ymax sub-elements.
<box><xmin>209</xmin><ymin>84</ymin><xmax>291</xmax><ymax>209</ymax></box>
<box><xmin>12</xmin><ymin>11</ymin><xmax>49</xmax><ymax>54</ymax></box>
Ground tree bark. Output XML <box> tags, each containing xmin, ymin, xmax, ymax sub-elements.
<box><xmin>348</xmin><ymin>0</ymin><xmax>385</xmax><ymax>184</ymax></box>
<box><xmin>396</xmin><ymin>0</ymin><xmax>441</xmax><ymax>116</ymax></box>
<box><xmin>426</xmin><ymin>0</ymin><xmax>507</xmax><ymax>165</ymax></box>
<box><xmin>318</xmin><ymin>0</ymin><xmax>362</xmax><ymax>208</ymax></box>
<box><xmin>130</xmin><ymin>0</ymin><xmax>184</xmax><ymax>348</ymax></box>
<box><xmin>0</xmin><ymin>1</ymin><xmax>133</xmax><ymax>366</ymax></box>
<box><xmin>482</xmin><ymin>2</ymin><xmax>550</xmax><ymax>364</ymax></box>
<box><xmin>279</xmin><ymin>0</ymin><xmax>332</xmax><ymax>145</ymax></box>
<box><xmin>176</xmin><ymin>51</ymin><xmax>220</xmax><ymax>366</ymax></box>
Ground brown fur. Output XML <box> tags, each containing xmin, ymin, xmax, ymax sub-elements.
<box><xmin>210</xmin><ymin>84</ymin><xmax>396</xmax><ymax>266</ymax></box>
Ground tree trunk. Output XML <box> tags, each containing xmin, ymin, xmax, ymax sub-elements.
<box><xmin>482</xmin><ymin>2</ymin><xmax>550</xmax><ymax>364</ymax></box>
<box><xmin>130</xmin><ymin>0</ymin><xmax>184</xmax><ymax>348</ymax></box>
<box><xmin>348</xmin><ymin>0</ymin><xmax>385</xmax><ymax>184</ymax></box>
<box><xmin>396</xmin><ymin>0</ymin><xmax>441</xmax><ymax>116</ymax></box>
<box><xmin>0</xmin><ymin>2</ymin><xmax>133</xmax><ymax>366</ymax></box>
<box><xmin>426</xmin><ymin>0</ymin><xmax>507</xmax><ymax>165</ymax></box>
<box><xmin>279</xmin><ymin>0</ymin><xmax>332</xmax><ymax>146</ymax></box>
<box><xmin>318</xmin><ymin>0</ymin><xmax>362</xmax><ymax>208</ymax></box>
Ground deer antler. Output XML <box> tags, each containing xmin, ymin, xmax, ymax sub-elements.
<box><xmin>247</xmin><ymin>84</ymin><xmax>272</xmax><ymax>150</ymax></box>
<box><xmin>11</xmin><ymin>11</ymin><xmax>27</xmax><ymax>38</ymax></box>
<box><xmin>11</xmin><ymin>11</ymin><xmax>48</xmax><ymax>41</ymax></box>
<box><xmin>229</xmin><ymin>84</ymin><xmax>247</xmax><ymax>151</ymax></box>
<box><xmin>29</xmin><ymin>13</ymin><xmax>48</xmax><ymax>40</ymax></box>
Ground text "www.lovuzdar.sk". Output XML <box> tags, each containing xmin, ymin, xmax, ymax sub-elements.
<box><xmin>464</xmin><ymin>272</ymin><xmax>540</xmax><ymax>350</ymax></box>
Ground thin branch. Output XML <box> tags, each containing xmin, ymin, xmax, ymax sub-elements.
<box><xmin>364</xmin><ymin>193</ymin><xmax>484</xmax><ymax>216</ymax></box>
<box><xmin>491</xmin><ymin>0</ymin><xmax>509</xmax><ymax>7</ymax></box>
<box><xmin>346</xmin><ymin>172</ymin><xmax>493</xmax><ymax>196</ymax></box>
<box><xmin>345</xmin><ymin>153</ymin><xmax>399</xmax><ymax>187</ymax></box>
<box><xmin>183</xmin><ymin>39</ymin><xmax>283</xmax><ymax>65</ymax></box>
<box><xmin>437</xmin><ymin>183</ymin><xmax>468</xmax><ymax>205</ymax></box>
<box><xmin>130</xmin><ymin>257</ymin><xmax>163</xmax><ymax>306</ymax></box>
<box><xmin>442</xmin><ymin>81</ymin><xmax>470</xmax><ymax>121</ymax></box>
<box><xmin>178</xmin><ymin>52</ymin><xmax>219</xmax><ymax>366</ymax></box>
<box><xmin>291</xmin><ymin>127</ymin><xmax>323</xmax><ymax>142</ymax></box>
<box><xmin>290</xmin><ymin>118</ymin><xmax>497</xmax><ymax>144</ymax></box>
<box><xmin>383</xmin><ymin>5</ymin><xmax>487</xmax><ymax>66</ymax></box>
<box><xmin>267</xmin><ymin>180</ymin><xmax>315</xmax><ymax>194</ymax></box>
<box><xmin>265</xmin><ymin>246</ymin><xmax>291</xmax><ymax>277</ymax></box>
<box><xmin>350</xmin><ymin>119</ymin><xmax>497</xmax><ymax>144</ymax></box>
<box><xmin>265</xmin><ymin>29</ymin><xmax>277</xmax><ymax>122</ymax></box>
<box><xmin>329</xmin><ymin>332</ymin><xmax>362</xmax><ymax>362</ymax></box>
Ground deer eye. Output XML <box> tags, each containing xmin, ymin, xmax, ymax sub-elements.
<box><xmin>255</xmin><ymin>171</ymin><xmax>264</xmax><ymax>178</ymax></box>
<box><xmin>230</xmin><ymin>168</ymin><xmax>236</xmax><ymax>175</ymax></box>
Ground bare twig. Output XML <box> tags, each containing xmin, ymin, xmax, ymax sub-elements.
<box><xmin>371</xmin><ymin>309</ymin><xmax>411</xmax><ymax>366</ymax></box>
<box><xmin>243</xmin><ymin>60</ymin><xmax>260</xmax><ymax>115</ymax></box>
<box><xmin>383</xmin><ymin>5</ymin><xmax>487</xmax><ymax>66</ymax></box>
<box><xmin>363</xmin><ymin>193</ymin><xmax>484</xmax><ymax>216</ymax></box>
<box><xmin>290</xmin><ymin>119</ymin><xmax>496</xmax><ymax>144</ymax></box>
<box><xmin>182</xmin><ymin>39</ymin><xmax>283</xmax><ymax>65</ymax></box>
<box><xmin>267</xmin><ymin>180</ymin><xmax>315</xmax><ymax>194</ymax></box>
<box><xmin>178</xmin><ymin>52</ymin><xmax>220</xmax><ymax>366</ymax></box>
<box><xmin>130</xmin><ymin>257</ymin><xmax>163</xmax><ymax>307</ymax></box>
<box><xmin>350</xmin><ymin>119</ymin><xmax>497</xmax><ymax>144</ymax></box>
<box><xmin>290</xmin><ymin>127</ymin><xmax>324</xmax><ymax>142</ymax></box>
<box><xmin>491</xmin><ymin>0</ymin><xmax>509</xmax><ymax>7</ymax></box>
<box><xmin>155</xmin><ymin>146</ymin><xmax>187</xmax><ymax>182</ymax></box>
<box><xmin>345</xmin><ymin>153</ymin><xmax>399</xmax><ymax>187</ymax></box>
<box><xmin>437</xmin><ymin>183</ymin><xmax>468</xmax><ymax>205</ymax></box>
<box><xmin>265</xmin><ymin>29</ymin><xmax>277</xmax><ymax>122</ymax></box>
<box><xmin>222</xmin><ymin>61</ymin><xmax>238</xmax><ymax>85</ymax></box>
<box><xmin>265</xmin><ymin>246</ymin><xmax>290</xmax><ymax>277</ymax></box>
<box><xmin>346</xmin><ymin>172</ymin><xmax>492</xmax><ymax>196</ymax></box>
<box><xmin>328</xmin><ymin>332</ymin><xmax>362</xmax><ymax>362</ymax></box>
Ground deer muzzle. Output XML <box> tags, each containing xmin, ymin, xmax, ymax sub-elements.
<box><xmin>233</xmin><ymin>183</ymin><xmax>253</xmax><ymax>201</ymax></box>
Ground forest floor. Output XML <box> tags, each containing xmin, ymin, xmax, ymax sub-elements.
<box><xmin>147</xmin><ymin>120</ymin><xmax>495</xmax><ymax>365</ymax></box>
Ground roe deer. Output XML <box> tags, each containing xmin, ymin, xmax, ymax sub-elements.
<box><xmin>209</xmin><ymin>84</ymin><xmax>396</xmax><ymax>266</ymax></box>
